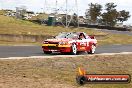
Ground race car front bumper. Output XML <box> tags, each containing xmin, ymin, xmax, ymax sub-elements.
<box><xmin>42</xmin><ymin>44</ymin><xmax>71</xmax><ymax>52</ymax></box>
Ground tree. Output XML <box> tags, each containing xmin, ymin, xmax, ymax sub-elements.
<box><xmin>101</xmin><ymin>3</ymin><xmax>118</xmax><ymax>26</ymax></box>
<box><xmin>102</xmin><ymin>9</ymin><xmax>118</xmax><ymax>26</ymax></box>
<box><xmin>105</xmin><ymin>3</ymin><xmax>117</xmax><ymax>11</ymax></box>
<box><xmin>117</xmin><ymin>10</ymin><xmax>131</xmax><ymax>23</ymax></box>
<box><xmin>85</xmin><ymin>3</ymin><xmax>102</xmax><ymax>24</ymax></box>
<box><xmin>85</xmin><ymin>2</ymin><xmax>131</xmax><ymax>27</ymax></box>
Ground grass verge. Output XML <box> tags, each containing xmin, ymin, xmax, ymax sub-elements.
<box><xmin>98</xmin><ymin>34</ymin><xmax>132</xmax><ymax>45</ymax></box>
<box><xmin>0</xmin><ymin>54</ymin><xmax>132</xmax><ymax>88</ymax></box>
<box><xmin>0</xmin><ymin>15</ymin><xmax>105</xmax><ymax>36</ymax></box>
<box><xmin>0</xmin><ymin>15</ymin><xmax>132</xmax><ymax>45</ymax></box>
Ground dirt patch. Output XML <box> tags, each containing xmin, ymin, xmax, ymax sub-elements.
<box><xmin>0</xmin><ymin>55</ymin><xmax>132</xmax><ymax>88</ymax></box>
<box><xmin>0</xmin><ymin>75</ymin><xmax>76</xmax><ymax>88</ymax></box>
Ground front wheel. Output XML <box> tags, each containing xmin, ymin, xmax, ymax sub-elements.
<box><xmin>70</xmin><ymin>44</ymin><xmax>77</xmax><ymax>55</ymax></box>
<box><xmin>88</xmin><ymin>44</ymin><xmax>96</xmax><ymax>54</ymax></box>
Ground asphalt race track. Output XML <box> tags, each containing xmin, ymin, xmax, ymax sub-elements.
<box><xmin>0</xmin><ymin>44</ymin><xmax>132</xmax><ymax>58</ymax></box>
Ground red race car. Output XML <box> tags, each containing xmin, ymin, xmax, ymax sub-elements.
<box><xmin>42</xmin><ymin>32</ymin><xmax>97</xmax><ymax>55</ymax></box>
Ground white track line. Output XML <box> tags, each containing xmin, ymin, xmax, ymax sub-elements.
<box><xmin>0</xmin><ymin>52</ymin><xmax>132</xmax><ymax>60</ymax></box>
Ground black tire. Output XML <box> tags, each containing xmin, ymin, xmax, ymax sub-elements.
<box><xmin>70</xmin><ymin>44</ymin><xmax>77</xmax><ymax>55</ymax></box>
<box><xmin>88</xmin><ymin>44</ymin><xmax>96</xmax><ymax>54</ymax></box>
<box><xmin>44</xmin><ymin>51</ymin><xmax>52</xmax><ymax>54</ymax></box>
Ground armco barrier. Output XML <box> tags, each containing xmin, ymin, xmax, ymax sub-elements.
<box><xmin>0</xmin><ymin>34</ymin><xmax>53</xmax><ymax>43</ymax></box>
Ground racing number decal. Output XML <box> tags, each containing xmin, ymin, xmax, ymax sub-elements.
<box><xmin>80</xmin><ymin>41</ymin><xmax>87</xmax><ymax>50</ymax></box>
<box><xmin>77</xmin><ymin>40</ymin><xmax>87</xmax><ymax>50</ymax></box>
<box><xmin>80</xmin><ymin>42</ymin><xmax>86</xmax><ymax>47</ymax></box>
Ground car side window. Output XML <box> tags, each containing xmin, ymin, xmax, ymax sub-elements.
<box><xmin>86</xmin><ymin>36</ymin><xmax>90</xmax><ymax>39</ymax></box>
<box><xmin>83</xmin><ymin>33</ymin><xmax>90</xmax><ymax>39</ymax></box>
<box><xmin>78</xmin><ymin>33</ymin><xmax>86</xmax><ymax>40</ymax></box>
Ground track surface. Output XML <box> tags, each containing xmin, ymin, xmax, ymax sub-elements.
<box><xmin>0</xmin><ymin>45</ymin><xmax>132</xmax><ymax>58</ymax></box>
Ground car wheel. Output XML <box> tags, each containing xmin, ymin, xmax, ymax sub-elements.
<box><xmin>88</xmin><ymin>44</ymin><xmax>96</xmax><ymax>54</ymax></box>
<box><xmin>44</xmin><ymin>51</ymin><xmax>52</xmax><ymax>54</ymax></box>
<box><xmin>70</xmin><ymin>44</ymin><xmax>77</xmax><ymax>55</ymax></box>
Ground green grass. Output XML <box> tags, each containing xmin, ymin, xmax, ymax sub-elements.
<box><xmin>0</xmin><ymin>10</ymin><xmax>6</xmax><ymax>15</ymax></box>
<box><xmin>0</xmin><ymin>40</ymin><xmax>40</xmax><ymax>45</ymax></box>
<box><xmin>0</xmin><ymin>14</ymin><xmax>132</xmax><ymax>45</ymax></box>
<box><xmin>98</xmin><ymin>34</ymin><xmax>132</xmax><ymax>45</ymax></box>
<box><xmin>0</xmin><ymin>54</ymin><xmax>132</xmax><ymax>88</ymax></box>
<box><xmin>0</xmin><ymin>15</ymin><xmax>105</xmax><ymax>36</ymax></box>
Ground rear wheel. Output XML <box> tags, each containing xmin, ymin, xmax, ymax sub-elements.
<box><xmin>88</xmin><ymin>44</ymin><xmax>96</xmax><ymax>54</ymax></box>
<box><xmin>44</xmin><ymin>51</ymin><xmax>52</xmax><ymax>54</ymax></box>
<box><xmin>70</xmin><ymin>44</ymin><xmax>77</xmax><ymax>55</ymax></box>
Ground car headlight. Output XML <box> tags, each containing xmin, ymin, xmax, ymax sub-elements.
<box><xmin>59</xmin><ymin>42</ymin><xmax>69</xmax><ymax>45</ymax></box>
<box><xmin>43</xmin><ymin>41</ymin><xmax>48</xmax><ymax>44</ymax></box>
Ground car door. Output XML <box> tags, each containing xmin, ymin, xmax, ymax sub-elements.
<box><xmin>77</xmin><ymin>33</ymin><xmax>87</xmax><ymax>51</ymax></box>
<box><xmin>83</xmin><ymin>33</ymin><xmax>94</xmax><ymax>51</ymax></box>
<box><xmin>80</xmin><ymin>39</ymin><xmax>88</xmax><ymax>51</ymax></box>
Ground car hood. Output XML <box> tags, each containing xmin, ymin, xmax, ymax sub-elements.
<box><xmin>45</xmin><ymin>38</ymin><xmax>74</xmax><ymax>42</ymax></box>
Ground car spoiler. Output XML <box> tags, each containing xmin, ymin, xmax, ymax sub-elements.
<box><xmin>89</xmin><ymin>35</ymin><xmax>95</xmax><ymax>39</ymax></box>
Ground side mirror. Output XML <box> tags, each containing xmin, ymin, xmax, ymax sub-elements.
<box><xmin>52</xmin><ymin>36</ymin><xmax>55</xmax><ymax>38</ymax></box>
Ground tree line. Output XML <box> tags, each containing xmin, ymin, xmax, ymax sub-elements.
<box><xmin>86</xmin><ymin>2</ymin><xmax>131</xmax><ymax>26</ymax></box>
<box><xmin>62</xmin><ymin>2</ymin><xmax>131</xmax><ymax>27</ymax></box>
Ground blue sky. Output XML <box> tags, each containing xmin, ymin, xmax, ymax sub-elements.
<box><xmin>0</xmin><ymin>0</ymin><xmax>132</xmax><ymax>25</ymax></box>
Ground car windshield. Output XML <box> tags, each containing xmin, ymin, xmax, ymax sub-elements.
<box><xmin>55</xmin><ymin>33</ymin><xmax>78</xmax><ymax>39</ymax></box>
